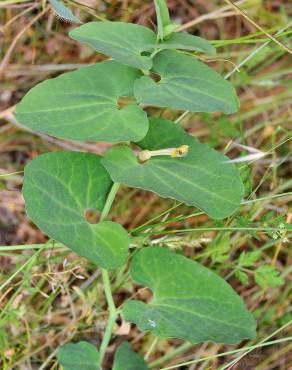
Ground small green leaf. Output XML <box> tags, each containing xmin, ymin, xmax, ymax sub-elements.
<box><xmin>254</xmin><ymin>265</ymin><xmax>284</xmax><ymax>288</ymax></box>
<box><xmin>49</xmin><ymin>0</ymin><xmax>81</xmax><ymax>24</ymax></box>
<box><xmin>16</xmin><ymin>62</ymin><xmax>148</xmax><ymax>143</ymax></box>
<box><xmin>154</xmin><ymin>0</ymin><xmax>172</xmax><ymax>40</ymax></box>
<box><xmin>207</xmin><ymin>234</ymin><xmax>231</xmax><ymax>263</ymax></box>
<box><xmin>134</xmin><ymin>50</ymin><xmax>239</xmax><ymax>114</ymax></box>
<box><xmin>123</xmin><ymin>247</ymin><xmax>257</xmax><ymax>344</ymax></box>
<box><xmin>57</xmin><ymin>341</ymin><xmax>100</xmax><ymax>370</ymax></box>
<box><xmin>157</xmin><ymin>32</ymin><xmax>216</xmax><ymax>55</ymax></box>
<box><xmin>235</xmin><ymin>270</ymin><xmax>249</xmax><ymax>285</ymax></box>
<box><xmin>237</xmin><ymin>215</ymin><xmax>260</xmax><ymax>240</ymax></box>
<box><xmin>113</xmin><ymin>342</ymin><xmax>148</xmax><ymax>370</ymax></box>
<box><xmin>70</xmin><ymin>21</ymin><xmax>156</xmax><ymax>70</ymax></box>
<box><xmin>102</xmin><ymin>118</ymin><xmax>244</xmax><ymax>220</ymax></box>
<box><xmin>23</xmin><ymin>152</ymin><xmax>130</xmax><ymax>269</ymax></box>
<box><xmin>239</xmin><ymin>250</ymin><xmax>261</xmax><ymax>267</ymax></box>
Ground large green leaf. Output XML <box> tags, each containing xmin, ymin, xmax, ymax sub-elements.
<box><xmin>57</xmin><ymin>341</ymin><xmax>100</xmax><ymax>370</ymax></box>
<box><xmin>134</xmin><ymin>50</ymin><xmax>239</xmax><ymax>114</ymax></box>
<box><xmin>23</xmin><ymin>151</ymin><xmax>130</xmax><ymax>269</ymax></box>
<box><xmin>16</xmin><ymin>61</ymin><xmax>148</xmax><ymax>142</ymax></box>
<box><xmin>123</xmin><ymin>247</ymin><xmax>257</xmax><ymax>344</ymax></box>
<box><xmin>70</xmin><ymin>21</ymin><xmax>156</xmax><ymax>70</ymax></box>
<box><xmin>157</xmin><ymin>32</ymin><xmax>216</xmax><ymax>55</ymax></box>
<box><xmin>102</xmin><ymin>118</ymin><xmax>244</xmax><ymax>220</ymax></box>
<box><xmin>113</xmin><ymin>342</ymin><xmax>148</xmax><ymax>370</ymax></box>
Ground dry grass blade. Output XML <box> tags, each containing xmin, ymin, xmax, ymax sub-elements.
<box><xmin>224</xmin><ymin>0</ymin><xmax>292</xmax><ymax>54</ymax></box>
<box><xmin>0</xmin><ymin>7</ymin><xmax>49</xmax><ymax>77</ymax></box>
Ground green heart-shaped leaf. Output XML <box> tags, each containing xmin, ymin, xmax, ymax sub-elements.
<box><xmin>16</xmin><ymin>61</ymin><xmax>148</xmax><ymax>143</ymax></box>
<box><xmin>57</xmin><ymin>341</ymin><xmax>100</xmax><ymax>370</ymax></box>
<box><xmin>123</xmin><ymin>247</ymin><xmax>257</xmax><ymax>344</ymax></box>
<box><xmin>157</xmin><ymin>32</ymin><xmax>216</xmax><ymax>55</ymax></box>
<box><xmin>70</xmin><ymin>22</ymin><xmax>156</xmax><ymax>70</ymax></box>
<box><xmin>134</xmin><ymin>50</ymin><xmax>239</xmax><ymax>114</ymax></box>
<box><xmin>102</xmin><ymin>118</ymin><xmax>244</xmax><ymax>220</ymax></box>
<box><xmin>113</xmin><ymin>342</ymin><xmax>148</xmax><ymax>370</ymax></box>
<box><xmin>23</xmin><ymin>152</ymin><xmax>130</xmax><ymax>269</ymax></box>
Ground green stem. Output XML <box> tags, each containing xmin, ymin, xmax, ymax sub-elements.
<box><xmin>99</xmin><ymin>269</ymin><xmax>118</xmax><ymax>364</ymax></box>
<box><xmin>219</xmin><ymin>320</ymin><xmax>292</xmax><ymax>370</ymax></box>
<box><xmin>149</xmin><ymin>342</ymin><xmax>193</xmax><ymax>368</ymax></box>
<box><xmin>0</xmin><ymin>243</ymin><xmax>63</xmax><ymax>252</ymax></box>
<box><xmin>143</xmin><ymin>226</ymin><xmax>289</xmax><ymax>236</ymax></box>
<box><xmin>98</xmin><ymin>182</ymin><xmax>120</xmax><ymax>366</ymax></box>
<box><xmin>158</xmin><ymin>337</ymin><xmax>292</xmax><ymax>370</ymax></box>
<box><xmin>0</xmin><ymin>0</ymin><xmax>31</xmax><ymax>5</ymax></box>
<box><xmin>100</xmin><ymin>182</ymin><xmax>120</xmax><ymax>222</ymax></box>
<box><xmin>0</xmin><ymin>248</ymin><xmax>43</xmax><ymax>291</ymax></box>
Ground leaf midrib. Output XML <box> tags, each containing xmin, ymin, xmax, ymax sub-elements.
<box><xmin>150</xmin><ymin>302</ymin><xmax>250</xmax><ymax>331</ymax></box>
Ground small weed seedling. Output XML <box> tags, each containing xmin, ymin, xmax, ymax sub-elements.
<box><xmin>15</xmin><ymin>0</ymin><xmax>257</xmax><ymax>368</ymax></box>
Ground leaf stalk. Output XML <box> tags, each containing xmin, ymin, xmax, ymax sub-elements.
<box><xmin>98</xmin><ymin>182</ymin><xmax>121</xmax><ymax>366</ymax></box>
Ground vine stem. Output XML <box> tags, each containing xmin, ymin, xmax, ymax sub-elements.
<box><xmin>98</xmin><ymin>182</ymin><xmax>120</xmax><ymax>366</ymax></box>
<box><xmin>98</xmin><ymin>270</ymin><xmax>119</xmax><ymax>364</ymax></box>
<box><xmin>100</xmin><ymin>182</ymin><xmax>120</xmax><ymax>222</ymax></box>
